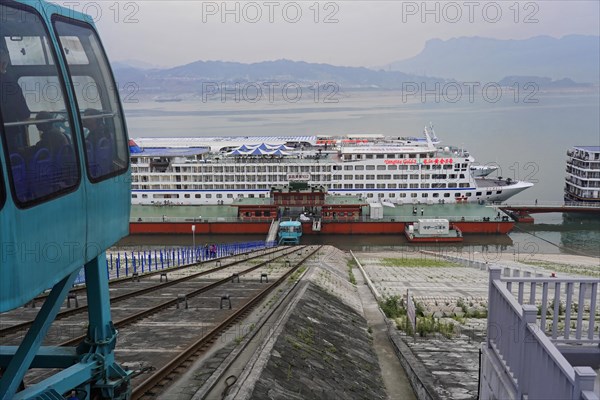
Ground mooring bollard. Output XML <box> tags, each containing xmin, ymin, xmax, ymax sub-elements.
<box><xmin>231</xmin><ymin>273</ymin><xmax>240</xmax><ymax>283</ymax></box>
<box><xmin>260</xmin><ymin>273</ymin><xmax>268</xmax><ymax>283</ymax></box>
<box><xmin>132</xmin><ymin>272</ymin><xmax>140</xmax><ymax>282</ymax></box>
<box><xmin>160</xmin><ymin>273</ymin><xmax>168</xmax><ymax>282</ymax></box>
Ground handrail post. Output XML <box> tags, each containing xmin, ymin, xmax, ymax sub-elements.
<box><xmin>487</xmin><ymin>266</ymin><xmax>502</xmax><ymax>349</ymax></box>
<box><xmin>519</xmin><ymin>305</ymin><xmax>538</xmax><ymax>398</ymax></box>
<box><xmin>573</xmin><ymin>367</ymin><xmax>597</xmax><ymax>399</ymax></box>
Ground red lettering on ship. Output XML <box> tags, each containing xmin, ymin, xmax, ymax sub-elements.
<box><xmin>422</xmin><ymin>158</ymin><xmax>454</xmax><ymax>165</ymax></box>
<box><xmin>384</xmin><ymin>158</ymin><xmax>454</xmax><ymax>166</ymax></box>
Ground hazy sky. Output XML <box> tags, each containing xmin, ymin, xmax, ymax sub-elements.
<box><xmin>55</xmin><ymin>1</ymin><xmax>600</xmax><ymax>68</ymax></box>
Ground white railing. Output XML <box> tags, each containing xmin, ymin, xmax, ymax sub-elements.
<box><xmin>501</xmin><ymin>277</ymin><xmax>599</xmax><ymax>344</ymax></box>
<box><xmin>487</xmin><ymin>267</ymin><xmax>599</xmax><ymax>400</ymax></box>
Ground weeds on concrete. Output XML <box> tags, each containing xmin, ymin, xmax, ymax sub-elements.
<box><xmin>347</xmin><ymin>260</ymin><xmax>357</xmax><ymax>285</ymax></box>
<box><xmin>381</xmin><ymin>257</ymin><xmax>460</xmax><ymax>268</ymax></box>
<box><xmin>378</xmin><ymin>295</ymin><xmax>406</xmax><ymax>319</ymax></box>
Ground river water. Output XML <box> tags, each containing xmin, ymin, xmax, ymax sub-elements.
<box><xmin>119</xmin><ymin>89</ymin><xmax>600</xmax><ymax>257</ymax></box>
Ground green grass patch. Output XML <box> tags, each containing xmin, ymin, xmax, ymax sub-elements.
<box><xmin>379</xmin><ymin>295</ymin><xmax>406</xmax><ymax>319</ymax></box>
<box><xmin>288</xmin><ymin>265</ymin><xmax>307</xmax><ymax>282</ymax></box>
<box><xmin>347</xmin><ymin>260</ymin><xmax>357</xmax><ymax>285</ymax></box>
<box><xmin>381</xmin><ymin>257</ymin><xmax>460</xmax><ymax>268</ymax></box>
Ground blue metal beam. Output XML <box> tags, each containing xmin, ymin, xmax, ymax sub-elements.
<box><xmin>0</xmin><ymin>269</ymin><xmax>80</xmax><ymax>400</ymax></box>
<box><xmin>13</xmin><ymin>360</ymin><xmax>99</xmax><ymax>400</ymax></box>
<box><xmin>78</xmin><ymin>253</ymin><xmax>131</xmax><ymax>398</ymax></box>
<box><xmin>0</xmin><ymin>346</ymin><xmax>79</xmax><ymax>369</ymax></box>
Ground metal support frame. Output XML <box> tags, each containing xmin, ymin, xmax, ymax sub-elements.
<box><xmin>0</xmin><ymin>254</ymin><xmax>131</xmax><ymax>400</ymax></box>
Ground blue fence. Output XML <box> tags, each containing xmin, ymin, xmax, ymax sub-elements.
<box><xmin>73</xmin><ymin>240</ymin><xmax>277</xmax><ymax>285</ymax></box>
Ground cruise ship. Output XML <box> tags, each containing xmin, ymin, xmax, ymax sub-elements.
<box><xmin>565</xmin><ymin>145</ymin><xmax>600</xmax><ymax>203</ymax></box>
<box><xmin>129</xmin><ymin>127</ymin><xmax>533</xmax><ymax>206</ymax></box>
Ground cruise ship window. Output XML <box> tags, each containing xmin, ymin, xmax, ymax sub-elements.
<box><xmin>388</xmin><ymin>184</ymin><xmax>397</xmax><ymax>189</ymax></box>
<box><xmin>344</xmin><ymin>175</ymin><xmax>353</xmax><ymax>180</ymax></box>
<box><xmin>400</xmin><ymin>193</ymin><xmax>407</xmax><ymax>198</ymax></box>
<box><xmin>387</xmin><ymin>165</ymin><xmax>397</xmax><ymax>170</ymax></box>
<box><xmin>355</xmin><ymin>165</ymin><xmax>364</xmax><ymax>170</ymax></box>
<box><xmin>387</xmin><ymin>154</ymin><xmax>395</xmax><ymax>158</ymax></box>
<box><xmin>444</xmin><ymin>193</ymin><xmax>450</xmax><ymax>198</ymax></box>
<box><xmin>377</xmin><ymin>184</ymin><xmax>385</xmax><ymax>188</ymax></box>
<box><xmin>476</xmin><ymin>192</ymin><xmax>482</xmax><ymax>196</ymax></box>
<box><xmin>448</xmin><ymin>183</ymin><xmax>458</xmax><ymax>188</ymax></box>
<box><xmin>422</xmin><ymin>193</ymin><xmax>428</xmax><ymax>198</ymax></box>
<box><xmin>366</xmin><ymin>165</ymin><xmax>375</xmax><ymax>170</ymax></box>
<box><xmin>466</xmin><ymin>193</ymin><xmax>472</xmax><ymax>197</ymax></box>
<box><xmin>411</xmin><ymin>193</ymin><xmax>417</xmax><ymax>198</ymax></box>
<box><xmin>344</xmin><ymin>165</ymin><xmax>353</xmax><ymax>170</ymax></box>
<box><xmin>455</xmin><ymin>193</ymin><xmax>461</xmax><ymax>197</ymax></box>
<box><xmin>496</xmin><ymin>190</ymin><xmax>502</xmax><ymax>194</ymax></box>
<box><xmin>433</xmin><ymin>193</ymin><xmax>439</xmax><ymax>198</ymax></box>
<box><xmin>366</xmin><ymin>174</ymin><xmax>375</xmax><ymax>179</ymax></box>
<box><xmin>377</xmin><ymin>165</ymin><xmax>386</xmax><ymax>170</ymax></box>
<box><xmin>389</xmin><ymin>193</ymin><xmax>395</xmax><ymax>197</ymax></box>
<box><xmin>486</xmin><ymin>191</ymin><xmax>492</xmax><ymax>196</ymax></box>
<box><xmin>376</xmin><ymin>154</ymin><xmax>384</xmax><ymax>159</ymax></box>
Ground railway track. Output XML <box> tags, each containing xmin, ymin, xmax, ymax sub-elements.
<box><xmin>5</xmin><ymin>245</ymin><xmax>321</xmax><ymax>396</ymax></box>
<box><xmin>0</xmin><ymin>246</ymin><xmax>288</xmax><ymax>339</ymax></box>
<box><xmin>131</xmin><ymin>245</ymin><xmax>322</xmax><ymax>399</ymax></box>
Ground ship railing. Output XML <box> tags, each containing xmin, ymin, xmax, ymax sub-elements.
<box><xmin>130</xmin><ymin>215</ymin><xmax>508</xmax><ymax>223</ymax></box>
<box><xmin>486</xmin><ymin>267</ymin><xmax>599</xmax><ymax>400</ymax></box>
<box><xmin>491</xmin><ymin>201</ymin><xmax>600</xmax><ymax>208</ymax></box>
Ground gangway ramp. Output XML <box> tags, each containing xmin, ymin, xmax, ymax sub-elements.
<box><xmin>266</xmin><ymin>219</ymin><xmax>280</xmax><ymax>243</ymax></box>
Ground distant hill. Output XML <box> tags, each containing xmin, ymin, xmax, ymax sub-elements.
<box><xmin>498</xmin><ymin>76</ymin><xmax>590</xmax><ymax>89</ymax></box>
<box><xmin>387</xmin><ymin>35</ymin><xmax>600</xmax><ymax>83</ymax></box>
<box><xmin>111</xmin><ymin>59</ymin><xmax>448</xmax><ymax>97</ymax></box>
